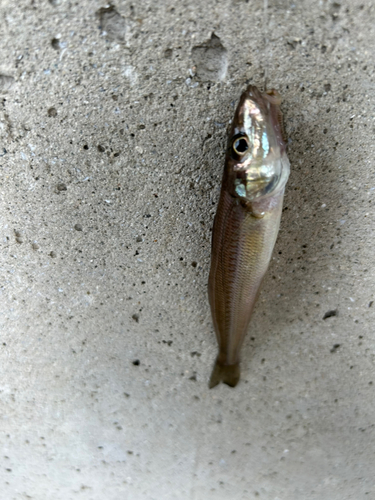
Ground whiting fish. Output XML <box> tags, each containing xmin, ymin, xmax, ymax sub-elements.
<box><xmin>208</xmin><ymin>85</ymin><xmax>290</xmax><ymax>388</ymax></box>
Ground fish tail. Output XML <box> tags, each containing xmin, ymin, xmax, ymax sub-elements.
<box><xmin>208</xmin><ymin>359</ymin><xmax>240</xmax><ymax>389</ymax></box>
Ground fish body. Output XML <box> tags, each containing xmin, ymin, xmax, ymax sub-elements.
<box><xmin>208</xmin><ymin>86</ymin><xmax>290</xmax><ymax>388</ymax></box>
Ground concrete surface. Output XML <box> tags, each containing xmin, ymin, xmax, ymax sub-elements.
<box><xmin>1</xmin><ymin>0</ymin><xmax>375</xmax><ymax>498</ymax></box>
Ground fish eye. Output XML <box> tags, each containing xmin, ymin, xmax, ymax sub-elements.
<box><xmin>232</xmin><ymin>136</ymin><xmax>249</xmax><ymax>156</ymax></box>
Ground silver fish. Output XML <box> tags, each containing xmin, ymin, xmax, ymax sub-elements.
<box><xmin>208</xmin><ymin>85</ymin><xmax>290</xmax><ymax>388</ymax></box>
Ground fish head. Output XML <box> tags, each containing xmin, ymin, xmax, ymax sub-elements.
<box><xmin>225</xmin><ymin>85</ymin><xmax>290</xmax><ymax>201</ymax></box>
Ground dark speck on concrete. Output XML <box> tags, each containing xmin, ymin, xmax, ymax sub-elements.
<box><xmin>56</xmin><ymin>182</ymin><xmax>67</xmax><ymax>191</ymax></box>
<box><xmin>323</xmin><ymin>309</ymin><xmax>337</xmax><ymax>320</ymax></box>
<box><xmin>51</xmin><ymin>38</ymin><xmax>61</xmax><ymax>50</ymax></box>
<box><xmin>330</xmin><ymin>344</ymin><xmax>341</xmax><ymax>353</ymax></box>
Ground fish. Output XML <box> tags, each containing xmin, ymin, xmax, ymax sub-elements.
<box><xmin>208</xmin><ymin>85</ymin><xmax>290</xmax><ymax>388</ymax></box>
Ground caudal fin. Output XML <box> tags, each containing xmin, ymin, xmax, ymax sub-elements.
<box><xmin>209</xmin><ymin>360</ymin><xmax>240</xmax><ymax>389</ymax></box>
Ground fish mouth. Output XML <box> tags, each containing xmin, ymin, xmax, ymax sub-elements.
<box><xmin>244</xmin><ymin>85</ymin><xmax>282</xmax><ymax>108</ymax></box>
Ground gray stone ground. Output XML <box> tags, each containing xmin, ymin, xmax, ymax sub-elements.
<box><xmin>0</xmin><ymin>0</ymin><xmax>374</xmax><ymax>498</ymax></box>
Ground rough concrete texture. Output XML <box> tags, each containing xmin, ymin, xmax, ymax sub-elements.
<box><xmin>0</xmin><ymin>0</ymin><xmax>375</xmax><ymax>498</ymax></box>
